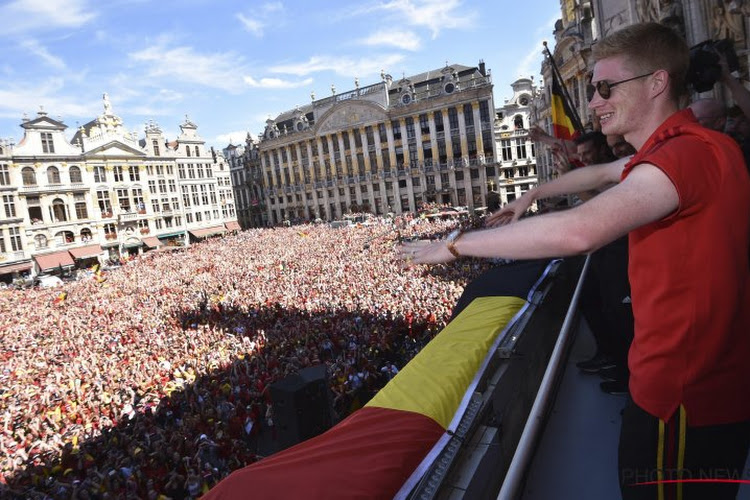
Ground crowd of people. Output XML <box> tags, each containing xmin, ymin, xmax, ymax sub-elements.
<box><xmin>0</xmin><ymin>215</ymin><xmax>495</xmax><ymax>499</ymax></box>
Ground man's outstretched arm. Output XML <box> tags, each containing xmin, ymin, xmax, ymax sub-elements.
<box><xmin>400</xmin><ymin>162</ymin><xmax>678</xmax><ymax>264</ymax></box>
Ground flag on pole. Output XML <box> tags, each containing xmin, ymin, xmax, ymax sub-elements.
<box><xmin>550</xmin><ymin>70</ymin><xmax>579</xmax><ymax>141</ymax></box>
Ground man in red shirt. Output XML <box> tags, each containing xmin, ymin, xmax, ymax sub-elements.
<box><xmin>401</xmin><ymin>22</ymin><xmax>750</xmax><ymax>499</ymax></box>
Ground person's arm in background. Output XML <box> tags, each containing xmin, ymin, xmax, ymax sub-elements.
<box><xmin>486</xmin><ymin>157</ymin><xmax>629</xmax><ymax>227</ymax></box>
<box><xmin>719</xmin><ymin>52</ymin><xmax>750</xmax><ymax>121</ymax></box>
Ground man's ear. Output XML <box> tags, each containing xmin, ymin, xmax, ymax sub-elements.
<box><xmin>650</xmin><ymin>69</ymin><xmax>670</xmax><ymax>98</ymax></box>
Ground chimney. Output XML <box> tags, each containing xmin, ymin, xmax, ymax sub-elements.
<box><xmin>478</xmin><ymin>59</ymin><xmax>486</xmax><ymax>76</ymax></box>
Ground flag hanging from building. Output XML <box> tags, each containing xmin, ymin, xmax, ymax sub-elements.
<box><xmin>550</xmin><ymin>71</ymin><xmax>580</xmax><ymax>141</ymax></box>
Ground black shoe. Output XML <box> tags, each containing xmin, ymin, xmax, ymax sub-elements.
<box><xmin>598</xmin><ymin>366</ymin><xmax>625</xmax><ymax>381</ymax></box>
<box><xmin>576</xmin><ymin>353</ymin><xmax>616</xmax><ymax>374</ymax></box>
<box><xmin>600</xmin><ymin>380</ymin><xmax>629</xmax><ymax>395</ymax></box>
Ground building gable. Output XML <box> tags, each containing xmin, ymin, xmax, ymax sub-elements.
<box><xmin>83</xmin><ymin>140</ymin><xmax>146</xmax><ymax>158</ymax></box>
<box><xmin>314</xmin><ymin>101</ymin><xmax>387</xmax><ymax>135</ymax></box>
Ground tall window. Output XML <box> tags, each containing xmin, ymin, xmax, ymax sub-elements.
<box><xmin>191</xmin><ymin>185</ymin><xmax>199</xmax><ymax>205</ymax></box>
<box><xmin>182</xmin><ymin>186</ymin><xmax>191</xmax><ymax>207</ymax></box>
<box><xmin>501</xmin><ymin>140</ymin><xmax>513</xmax><ymax>162</ymax></box>
<box><xmin>152</xmin><ymin>139</ymin><xmax>160</xmax><ymax>156</ymax></box>
<box><xmin>148</xmin><ymin>180</ymin><xmax>156</xmax><ymax>194</ymax></box>
<box><xmin>158</xmin><ymin>179</ymin><xmax>167</xmax><ymax>194</ymax></box>
<box><xmin>463</xmin><ymin>104</ymin><xmax>474</xmax><ymax>126</ymax></box>
<box><xmin>188</xmin><ymin>164</ymin><xmax>195</xmax><ymax>179</ymax></box>
<box><xmin>168</xmin><ymin>179</ymin><xmax>176</xmax><ymax>192</ymax></box>
<box><xmin>46</xmin><ymin>166</ymin><xmax>61</xmax><ymax>184</ymax></box>
<box><xmin>113</xmin><ymin>165</ymin><xmax>124</xmax><ymax>182</ymax></box>
<box><xmin>8</xmin><ymin>227</ymin><xmax>22</xmax><ymax>251</ymax></box>
<box><xmin>128</xmin><ymin>165</ymin><xmax>140</xmax><ymax>181</ymax></box>
<box><xmin>178</xmin><ymin>164</ymin><xmax>186</xmax><ymax>179</ymax></box>
<box><xmin>41</xmin><ymin>132</ymin><xmax>55</xmax><ymax>153</ymax></box>
<box><xmin>206</xmin><ymin>165</ymin><xmax>213</xmax><ymax>178</ymax></box>
<box><xmin>448</xmin><ymin>107</ymin><xmax>459</xmax><ymax>131</ymax></box>
<box><xmin>194</xmin><ymin>146</ymin><xmax>200</xmax><ymax>156</ymax></box>
<box><xmin>97</xmin><ymin>191</ymin><xmax>112</xmax><ymax>214</ymax></box>
<box><xmin>133</xmin><ymin>188</ymin><xmax>144</xmax><ymax>211</ymax></box>
<box><xmin>197</xmin><ymin>164</ymin><xmax>205</xmax><ymax>178</ymax></box>
<box><xmin>3</xmin><ymin>195</ymin><xmax>16</xmax><ymax>218</ymax></box>
<box><xmin>27</xmin><ymin>196</ymin><xmax>42</xmax><ymax>223</ymax></box>
<box><xmin>200</xmin><ymin>185</ymin><xmax>209</xmax><ymax>205</ymax></box>
<box><xmin>51</xmin><ymin>198</ymin><xmax>68</xmax><ymax>222</ymax></box>
<box><xmin>186</xmin><ymin>146</ymin><xmax>191</xmax><ymax>157</ymax></box>
<box><xmin>515</xmin><ymin>139</ymin><xmax>527</xmax><ymax>159</ymax></box>
<box><xmin>22</xmin><ymin>167</ymin><xmax>37</xmax><ymax>186</ymax></box>
<box><xmin>94</xmin><ymin>166</ymin><xmax>106</xmax><ymax>183</ymax></box>
<box><xmin>69</xmin><ymin>166</ymin><xmax>82</xmax><ymax>183</ymax></box>
<box><xmin>117</xmin><ymin>188</ymin><xmax>131</xmax><ymax>211</ymax></box>
<box><xmin>0</xmin><ymin>164</ymin><xmax>9</xmax><ymax>186</ymax></box>
<box><xmin>75</xmin><ymin>200</ymin><xmax>88</xmax><ymax>219</ymax></box>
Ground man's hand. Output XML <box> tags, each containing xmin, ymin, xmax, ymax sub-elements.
<box><xmin>397</xmin><ymin>239</ymin><xmax>455</xmax><ymax>265</ymax></box>
<box><xmin>485</xmin><ymin>193</ymin><xmax>534</xmax><ymax>228</ymax></box>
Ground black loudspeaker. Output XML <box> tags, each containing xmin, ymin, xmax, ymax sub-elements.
<box><xmin>270</xmin><ymin>364</ymin><xmax>332</xmax><ymax>450</ymax></box>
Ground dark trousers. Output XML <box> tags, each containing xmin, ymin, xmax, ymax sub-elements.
<box><xmin>619</xmin><ymin>399</ymin><xmax>750</xmax><ymax>500</ymax></box>
<box><xmin>581</xmin><ymin>236</ymin><xmax>633</xmax><ymax>374</ymax></box>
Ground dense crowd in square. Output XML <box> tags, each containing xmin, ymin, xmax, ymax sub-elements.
<box><xmin>0</xmin><ymin>215</ymin><xmax>493</xmax><ymax>499</ymax></box>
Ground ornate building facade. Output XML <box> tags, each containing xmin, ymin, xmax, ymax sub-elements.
<box><xmin>493</xmin><ymin>78</ymin><xmax>539</xmax><ymax>208</ymax></box>
<box><xmin>256</xmin><ymin>63</ymin><xmax>499</xmax><ymax>225</ymax></box>
<box><xmin>534</xmin><ymin>0</ymin><xmax>750</xmax><ymax>183</ymax></box>
<box><xmin>0</xmin><ymin>95</ymin><xmax>238</xmax><ymax>282</ymax></box>
<box><xmin>225</xmin><ymin>136</ymin><xmax>266</xmax><ymax>228</ymax></box>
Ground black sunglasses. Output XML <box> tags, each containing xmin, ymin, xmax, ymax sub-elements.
<box><xmin>586</xmin><ymin>72</ymin><xmax>653</xmax><ymax>101</ymax></box>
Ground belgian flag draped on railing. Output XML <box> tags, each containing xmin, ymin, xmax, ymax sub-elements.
<box><xmin>545</xmin><ymin>42</ymin><xmax>583</xmax><ymax>141</ymax></box>
<box><xmin>203</xmin><ymin>260</ymin><xmax>556</xmax><ymax>500</ymax></box>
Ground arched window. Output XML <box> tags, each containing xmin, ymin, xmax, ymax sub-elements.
<box><xmin>47</xmin><ymin>166</ymin><xmax>61</xmax><ymax>184</ymax></box>
<box><xmin>22</xmin><ymin>167</ymin><xmax>37</xmax><ymax>186</ymax></box>
<box><xmin>34</xmin><ymin>234</ymin><xmax>48</xmax><ymax>249</ymax></box>
<box><xmin>195</xmin><ymin>146</ymin><xmax>200</xmax><ymax>156</ymax></box>
<box><xmin>514</xmin><ymin>115</ymin><xmax>524</xmax><ymax>130</ymax></box>
<box><xmin>55</xmin><ymin>231</ymin><xmax>75</xmax><ymax>245</ymax></box>
<box><xmin>69</xmin><ymin>166</ymin><xmax>82</xmax><ymax>183</ymax></box>
<box><xmin>51</xmin><ymin>198</ymin><xmax>68</xmax><ymax>222</ymax></box>
<box><xmin>80</xmin><ymin>228</ymin><xmax>93</xmax><ymax>242</ymax></box>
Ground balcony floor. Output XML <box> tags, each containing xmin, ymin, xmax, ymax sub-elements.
<box><xmin>522</xmin><ymin>321</ymin><xmax>750</xmax><ymax>500</ymax></box>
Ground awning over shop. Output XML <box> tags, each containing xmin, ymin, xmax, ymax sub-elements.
<box><xmin>122</xmin><ymin>240</ymin><xmax>143</xmax><ymax>249</ymax></box>
<box><xmin>224</xmin><ymin>220</ymin><xmax>241</xmax><ymax>231</ymax></box>
<box><xmin>68</xmin><ymin>244</ymin><xmax>103</xmax><ymax>260</ymax></box>
<box><xmin>0</xmin><ymin>261</ymin><xmax>33</xmax><ymax>275</ymax></box>
<box><xmin>33</xmin><ymin>251</ymin><xmax>75</xmax><ymax>272</ymax></box>
<box><xmin>142</xmin><ymin>237</ymin><xmax>163</xmax><ymax>249</ymax></box>
<box><xmin>189</xmin><ymin>226</ymin><xmax>226</xmax><ymax>239</ymax></box>
<box><xmin>156</xmin><ymin>231</ymin><xmax>186</xmax><ymax>239</ymax></box>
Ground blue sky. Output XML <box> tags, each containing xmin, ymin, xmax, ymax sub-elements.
<box><xmin>0</xmin><ymin>0</ymin><xmax>561</xmax><ymax>149</ymax></box>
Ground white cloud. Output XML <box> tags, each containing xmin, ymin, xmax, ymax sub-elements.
<box><xmin>515</xmin><ymin>42</ymin><xmax>546</xmax><ymax>81</ymax></box>
<box><xmin>270</xmin><ymin>54</ymin><xmax>406</xmax><ymax>78</ymax></box>
<box><xmin>236</xmin><ymin>13</ymin><xmax>264</xmax><ymax>37</ymax></box>
<box><xmin>358</xmin><ymin>30</ymin><xmax>421</xmax><ymax>51</ymax></box>
<box><xmin>0</xmin><ymin>82</ymin><xmax>97</xmax><ymax>122</ymax></box>
<box><xmin>243</xmin><ymin>76</ymin><xmax>313</xmax><ymax>89</ymax></box>
<box><xmin>19</xmin><ymin>39</ymin><xmax>66</xmax><ymax>70</ymax></box>
<box><xmin>0</xmin><ymin>0</ymin><xmax>96</xmax><ymax>35</ymax></box>
<box><xmin>129</xmin><ymin>41</ymin><xmax>249</xmax><ymax>93</ymax></box>
<box><xmin>351</xmin><ymin>0</ymin><xmax>475</xmax><ymax>39</ymax></box>
<box><xmin>262</xmin><ymin>2</ymin><xmax>283</xmax><ymax>14</ymax></box>
<box><xmin>215</xmin><ymin>130</ymin><xmax>252</xmax><ymax>146</ymax></box>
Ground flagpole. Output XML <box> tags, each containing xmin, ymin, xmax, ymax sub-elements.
<box><xmin>543</xmin><ymin>42</ymin><xmax>584</xmax><ymax>134</ymax></box>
